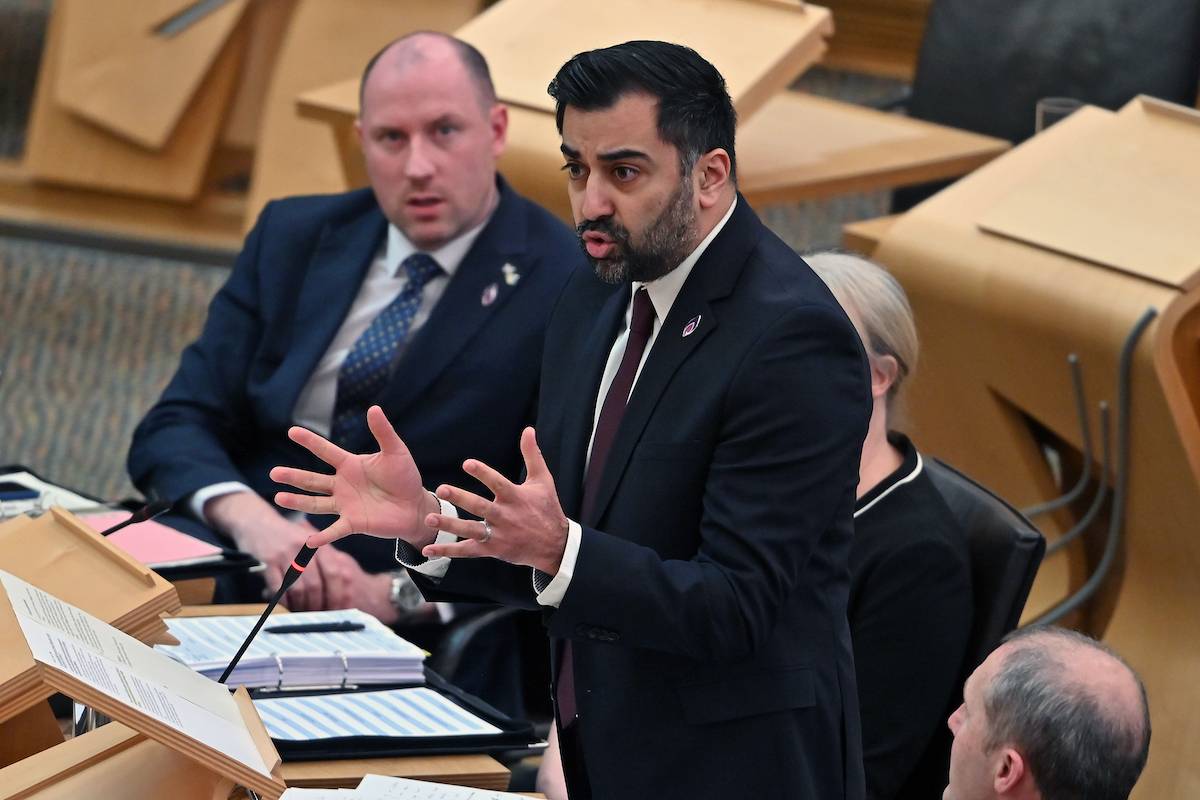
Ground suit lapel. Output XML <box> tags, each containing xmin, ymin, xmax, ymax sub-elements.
<box><xmin>555</xmin><ymin>283</ymin><xmax>629</xmax><ymax>518</ymax></box>
<box><xmin>376</xmin><ymin>180</ymin><xmax>534</xmax><ymax>420</ymax></box>
<box><xmin>280</xmin><ymin>202</ymin><xmax>385</xmax><ymax>421</ymax></box>
<box><xmin>583</xmin><ymin>198</ymin><xmax>761</xmax><ymax>526</ymax></box>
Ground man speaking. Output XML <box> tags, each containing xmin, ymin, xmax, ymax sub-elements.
<box><xmin>273</xmin><ymin>41</ymin><xmax>871</xmax><ymax>799</ymax></box>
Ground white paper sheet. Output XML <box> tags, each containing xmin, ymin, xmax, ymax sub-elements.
<box><xmin>357</xmin><ymin>774</ymin><xmax>529</xmax><ymax>799</ymax></box>
<box><xmin>253</xmin><ymin>687</ymin><xmax>502</xmax><ymax>741</ymax></box>
<box><xmin>0</xmin><ymin>570</ymin><xmax>272</xmax><ymax>777</ymax></box>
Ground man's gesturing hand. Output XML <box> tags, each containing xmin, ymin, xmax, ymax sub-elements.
<box><xmin>270</xmin><ymin>405</ymin><xmax>440</xmax><ymax>549</ymax></box>
<box><xmin>424</xmin><ymin>427</ymin><xmax>569</xmax><ymax>575</ymax></box>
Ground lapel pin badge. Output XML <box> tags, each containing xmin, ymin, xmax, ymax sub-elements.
<box><xmin>502</xmin><ymin>263</ymin><xmax>521</xmax><ymax>286</ymax></box>
<box><xmin>481</xmin><ymin>282</ymin><xmax>499</xmax><ymax>307</ymax></box>
<box><xmin>682</xmin><ymin>314</ymin><xmax>701</xmax><ymax>337</ymax></box>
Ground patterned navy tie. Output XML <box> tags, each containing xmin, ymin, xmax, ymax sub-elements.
<box><xmin>330</xmin><ymin>253</ymin><xmax>443</xmax><ymax>448</ymax></box>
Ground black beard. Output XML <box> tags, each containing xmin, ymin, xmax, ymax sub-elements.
<box><xmin>576</xmin><ymin>180</ymin><xmax>697</xmax><ymax>285</ymax></box>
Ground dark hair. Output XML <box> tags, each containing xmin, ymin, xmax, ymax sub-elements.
<box><xmin>547</xmin><ymin>40</ymin><xmax>737</xmax><ymax>181</ymax></box>
<box><xmin>359</xmin><ymin>31</ymin><xmax>496</xmax><ymax>110</ymax></box>
<box><xmin>985</xmin><ymin>626</ymin><xmax>1151</xmax><ymax>800</ymax></box>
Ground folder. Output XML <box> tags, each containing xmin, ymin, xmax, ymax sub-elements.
<box><xmin>252</xmin><ymin>672</ymin><xmax>537</xmax><ymax>762</ymax></box>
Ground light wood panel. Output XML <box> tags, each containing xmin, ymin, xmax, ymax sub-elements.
<box><xmin>455</xmin><ymin>0</ymin><xmax>832</xmax><ymax>119</ymax></box>
<box><xmin>0</xmin><ymin>159</ymin><xmax>244</xmax><ymax>255</ymax></box>
<box><xmin>281</xmin><ymin>753</ymin><xmax>510</xmax><ymax>791</ymax></box>
<box><xmin>54</xmin><ymin>0</ymin><xmax>251</xmax><ymax>151</ymax></box>
<box><xmin>817</xmin><ymin>0</ymin><xmax>931</xmax><ymax>79</ymax></box>
<box><xmin>869</xmin><ymin>102</ymin><xmax>1200</xmax><ymax>799</ymax></box>
<box><xmin>24</xmin><ymin>0</ymin><xmax>248</xmax><ymax>202</ymax></box>
<box><xmin>738</xmin><ymin>91</ymin><xmax>1007</xmax><ymax>205</ymax></box>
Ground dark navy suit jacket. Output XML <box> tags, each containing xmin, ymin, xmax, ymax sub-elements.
<box><xmin>128</xmin><ymin>178</ymin><xmax>579</xmax><ymax>573</ymax></box>
<box><xmin>414</xmin><ymin>199</ymin><xmax>872</xmax><ymax>798</ymax></box>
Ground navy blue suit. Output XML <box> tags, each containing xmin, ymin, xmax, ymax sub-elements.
<box><xmin>413</xmin><ymin>199</ymin><xmax>872</xmax><ymax>798</ymax></box>
<box><xmin>128</xmin><ymin>178</ymin><xmax>578</xmax><ymax>712</ymax></box>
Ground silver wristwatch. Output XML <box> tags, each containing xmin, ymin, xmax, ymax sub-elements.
<box><xmin>388</xmin><ymin>570</ymin><xmax>425</xmax><ymax>613</ymax></box>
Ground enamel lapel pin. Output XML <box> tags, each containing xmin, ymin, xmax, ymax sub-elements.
<box><xmin>502</xmin><ymin>263</ymin><xmax>521</xmax><ymax>286</ymax></box>
<box><xmin>481</xmin><ymin>282</ymin><xmax>499</xmax><ymax>306</ymax></box>
<box><xmin>682</xmin><ymin>314</ymin><xmax>701</xmax><ymax>337</ymax></box>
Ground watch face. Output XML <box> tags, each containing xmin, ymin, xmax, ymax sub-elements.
<box><xmin>392</xmin><ymin>573</ymin><xmax>424</xmax><ymax>612</ymax></box>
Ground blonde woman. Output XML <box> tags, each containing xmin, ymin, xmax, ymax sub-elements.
<box><xmin>807</xmin><ymin>251</ymin><xmax>973</xmax><ymax>800</ymax></box>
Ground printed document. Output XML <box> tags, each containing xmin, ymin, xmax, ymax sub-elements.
<box><xmin>0</xmin><ymin>570</ymin><xmax>272</xmax><ymax>776</ymax></box>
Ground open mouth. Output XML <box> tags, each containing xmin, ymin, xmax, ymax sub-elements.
<box><xmin>582</xmin><ymin>231</ymin><xmax>616</xmax><ymax>260</ymax></box>
<box><xmin>407</xmin><ymin>196</ymin><xmax>444</xmax><ymax>213</ymax></box>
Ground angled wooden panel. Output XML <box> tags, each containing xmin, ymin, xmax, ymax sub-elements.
<box><xmin>24</xmin><ymin>2</ymin><xmax>248</xmax><ymax>202</ymax></box>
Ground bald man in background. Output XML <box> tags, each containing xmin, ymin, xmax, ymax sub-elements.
<box><xmin>128</xmin><ymin>32</ymin><xmax>579</xmax><ymax>715</ymax></box>
<box><xmin>945</xmin><ymin>626</ymin><xmax>1150</xmax><ymax>800</ymax></box>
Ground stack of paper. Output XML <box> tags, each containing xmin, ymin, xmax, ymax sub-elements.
<box><xmin>158</xmin><ymin>609</ymin><xmax>426</xmax><ymax>688</ymax></box>
<box><xmin>281</xmin><ymin>774</ymin><xmax>531</xmax><ymax>799</ymax></box>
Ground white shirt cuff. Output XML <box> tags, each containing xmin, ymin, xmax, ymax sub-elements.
<box><xmin>190</xmin><ymin>481</ymin><xmax>254</xmax><ymax>523</ymax></box>
<box><xmin>534</xmin><ymin>519</ymin><xmax>581</xmax><ymax>608</ymax></box>
<box><xmin>393</xmin><ymin>497</ymin><xmax>457</xmax><ymax>579</ymax></box>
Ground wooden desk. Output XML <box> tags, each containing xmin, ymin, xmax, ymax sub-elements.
<box><xmin>281</xmin><ymin>754</ymin><xmax>509</xmax><ymax>791</ymax></box>
<box><xmin>841</xmin><ymin>214</ymin><xmax>899</xmax><ymax>254</ymax></box>
<box><xmin>867</xmin><ymin>99</ymin><xmax>1200</xmax><ymax>798</ymax></box>
<box><xmin>738</xmin><ymin>92</ymin><xmax>1008</xmax><ymax>205</ymax></box>
<box><xmin>298</xmin><ymin>83</ymin><xmax>1008</xmax><ymax>224</ymax></box>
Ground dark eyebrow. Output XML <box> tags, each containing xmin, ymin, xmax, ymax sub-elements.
<box><xmin>598</xmin><ymin>148</ymin><xmax>650</xmax><ymax>162</ymax></box>
<box><xmin>558</xmin><ymin>144</ymin><xmax>652</xmax><ymax>163</ymax></box>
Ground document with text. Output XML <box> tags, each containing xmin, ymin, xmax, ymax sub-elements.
<box><xmin>0</xmin><ymin>569</ymin><xmax>272</xmax><ymax>777</ymax></box>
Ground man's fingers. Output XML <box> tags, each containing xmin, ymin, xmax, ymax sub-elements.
<box><xmin>422</xmin><ymin>538</ymin><xmax>486</xmax><ymax>560</ymax></box>
<box><xmin>367</xmin><ymin>405</ymin><xmax>410</xmax><ymax>456</ymax></box>
<box><xmin>435</xmin><ymin>484</ymin><xmax>491</xmax><ymax>519</ymax></box>
<box><xmin>427</xmin><ymin>513</ymin><xmax>489</xmax><ymax>542</ymax></box>
<box><xmin>270</xmin><ymin>466</ymin><xmax>334</xmax><ymax>495</ymax></box>
<box><xmin>462</xmin><ymin>458</ymin><xmax>514</xmax><ymax>499</ymax></box>
<box><xmin>306</xmin><ymin>518</ymin><xmax>352</xmax><ymax>548</ymax></box>
<box><xmin>274</xmin><ymin>491</ymin><xmax>338</xmax><ymax>516</ymax></box>
<box><xmin>520</xmin><ymin>427</ymin><xmax>552</xmax><ymax>481</ymax></box>
<box><xmin>288</xmin><ymin>426</ymin><xmax>348</xmax><ymax>467</ymax></box>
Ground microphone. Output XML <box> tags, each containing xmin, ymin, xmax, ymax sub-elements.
<box><xmin>217</xmin><ymin>543</ymin><xmax>319</xmax><ymax>685</ymax></box>
<box><xmin>98</xmin><ymin>499</ymin><xmax>174</xmax><ymax>537</ymax></box>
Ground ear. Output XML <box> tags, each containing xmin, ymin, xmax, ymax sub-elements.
<box><xmin>870</xmin><ymin>354</ymin><xmax>899</xmax><ymax>402</ymax></box>
<box><xmin>354</xmin><ymin>118</ymin><xmax>365</xmax><ymax>150</ymax></box>
<box><xmin>994</xmin><ymin>748</ymin><xmax>1028</xmax><ymax>795</ymax></box>
<box><xmin>489</xmin><ymin>103</ymin><xmax>509</xmax><ymax>158</ymax></box>
<box><xmin>694</xmin><ymin>148</ymin><xmax>732</xmax><ymax>210</ymax></box>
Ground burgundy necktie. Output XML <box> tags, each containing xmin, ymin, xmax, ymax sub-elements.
<box><xmin>558</xmin><ymin>286</ymin><xmax>656</xmax><ymax>723</ymax></box>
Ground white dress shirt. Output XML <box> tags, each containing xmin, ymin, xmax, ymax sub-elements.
<box><xmin>407</xmin><ymin>198</ymin><xmax>739</xmax><ymax>608</ymax></box>
<box><xmin>189</xmin><ymin>218</ymin><xmax>489</xmax><ymax>521</ymax></box>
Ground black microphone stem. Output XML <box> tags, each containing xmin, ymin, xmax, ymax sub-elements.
<box><xmin>98</xmin><ymin>499</ymin><xmax>173</xmax><ymax>537</ymax></box>
<box><xmin>218</xmin><ymin>544</ymin><xmax>318</xmax><ymax>685</ymax></box>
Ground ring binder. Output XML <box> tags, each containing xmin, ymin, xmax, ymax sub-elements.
<box><xmin>338</xmin><ymin>651</ymin><xmax>349</xmax><ymax>690</ymax></box>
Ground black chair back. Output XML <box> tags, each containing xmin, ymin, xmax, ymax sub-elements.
<box><xmin>924</xmin><ymin>457</ymin><xmax>1046</xmax><ymax>677</ymax></box>
<box><xmin>897</xmin><ymin>457</ymin><xmax>1046</xmax><ymax>798</ymax></box>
